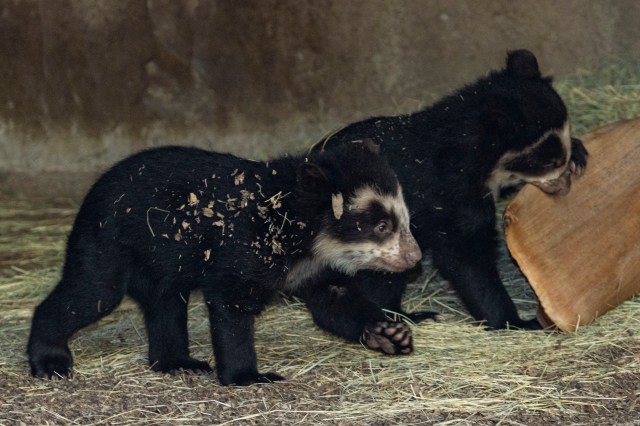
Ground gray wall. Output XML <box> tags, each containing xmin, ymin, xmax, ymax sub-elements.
<box><xmin>1</xmin><ymin>0</ymin><xmax>639</xmax><ymax>195</ymax></box>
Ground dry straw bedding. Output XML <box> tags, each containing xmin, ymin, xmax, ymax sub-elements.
<box><xmin>1</xmin><ymin>61</ymin><xmax>640</xmax><ymax>425</ymax></box>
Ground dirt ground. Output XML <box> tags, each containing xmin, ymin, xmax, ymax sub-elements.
<box><xmin>0</xmin><ymin>366</ymin><xmax>637</xmax><ymax>425</ymax></box>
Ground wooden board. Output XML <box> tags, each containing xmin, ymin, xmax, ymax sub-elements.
<box><xmin>504</xmin><ymin>118</ymin><xmax>640</xmax><ymax>331</ymax></box>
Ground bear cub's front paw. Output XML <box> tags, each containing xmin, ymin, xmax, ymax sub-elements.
<box><xmin>363</xmin><ymin>321</ymin><xmax>413</xmax><ymax>355</ymax></box>
<box><xmin>29</xmin><ymin>342</ymin><xmax>73</xmax><ymax>379</ymax></box>
<box><xmin>569</xmin><ymin>137</ymin><xmax>589</xmax><ymax>176</ymax></box>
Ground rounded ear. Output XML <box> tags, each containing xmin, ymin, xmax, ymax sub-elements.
<box><xmin>506</xmin><ymin>49</ymin><xmax>540</xmax><ymax>78</ymax></box>
<box><xmin>297</xmin><ymin>162</ymin><xmax>328</xmax><ymax>193</ymax></box>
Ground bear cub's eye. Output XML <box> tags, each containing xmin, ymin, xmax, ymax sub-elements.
<box><xmin>374</xmin><ymin>220</ymin><xmax>391</xmax><ymax>236</ymax></box>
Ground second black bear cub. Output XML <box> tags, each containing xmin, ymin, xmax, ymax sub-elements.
<box><xmin>28</xmin><ymin>141</ymin><xmax>421</xmax><ymax>385</ymax></box>
<box><xmin>301</xmin><ymin>50</ymin><xmax>589</xmax><ymax>345</ymax></box>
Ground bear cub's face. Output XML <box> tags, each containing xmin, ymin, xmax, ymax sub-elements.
<box><xmin>497</xmin><ymin>121</ymin><xmax>576</xmax><ymax>196</ymax></box>
<box><xmin>486</xmin><ymin>50</ymin><xmax>588</xmax><ymax>197</ymax></box>
<box><xmin>315</xmin><ymin>183</ymin><xmax>421</xmax><ymax>274</ymax></box>
<box><xmin>298</xmin><ymin>142</ymin><xmax>422</xmax><ymax>279</ymax></box>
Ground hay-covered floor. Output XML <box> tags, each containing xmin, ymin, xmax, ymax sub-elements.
<box><xmin>1</xmin><ymin>61</ymin><xmax>640</xmax><ymax>425</ymax></box>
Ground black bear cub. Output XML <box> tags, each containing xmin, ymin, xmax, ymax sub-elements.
<box><xmin>28</xmin><ymin>141</ymin><xmax>421</xmax><ymax>385</ymax></box>
<box><xmin>300</xmin><ymin>50</ymin><xmax>589</xmax><ymax>347</ymax></box>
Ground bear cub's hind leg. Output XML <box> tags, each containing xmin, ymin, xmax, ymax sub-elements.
<box><xmin>137</xmin><ymin>289</ymin><xmax>213</xmax><ymax>374</ymax></box>
<box><xmin>28</xmin><ymin>239</ymin><xmax>142</xmax><ymax>378</ymax></box>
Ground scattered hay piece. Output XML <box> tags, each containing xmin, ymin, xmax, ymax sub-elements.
<box><xmin>257</xmin><ymin>205</ymin><xmax>269</xmax><ymax>219</ymax></box>
<box><xmin>145</xmin><ymin>207</ymin><xmax>170</xmax><ymax>237</ymax></box>
<box><xmin>234</xmin><ymin>172</ymin><xmax>245</xmax><ymax>186</ymax></box>
<box><xmin>271</xmin><ymin>239</ymin><xmax>284</xmax><ymax>255</ymax></box>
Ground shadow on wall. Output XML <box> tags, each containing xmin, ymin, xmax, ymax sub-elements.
<box><xmin>0</xmin><ymin>0</ymin><xmax>639</xmax><ymax>193</ymax></box>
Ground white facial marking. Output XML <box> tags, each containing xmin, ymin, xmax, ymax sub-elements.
<box><xmin>347</xmin><ymin>184</ymin><xmax>411</xmax><ymax>233</ymax></box>
<box><xmin>487</xmin><ymin>121</ymin><xmax>571</xmax><ymax>198</ymax></box>
<box><xmin>319</xmin><ymin>184</ymin><xmax>416</xmax><ymax>273</ymax></box>
<box><xmin>284</xmin><ymin>183</ymin><xmax>417</xmax><ymax>290</ymax></box>
<box><xmin>310</xmin><ymin>232</ymin><xmax>407</xmax><ymax>276</ymax></box>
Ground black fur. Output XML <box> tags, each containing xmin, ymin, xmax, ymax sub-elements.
<box><xmin>300</xmin><ymin>50</ymin><xmax>589</xmax><ymax>342</ymax></box>
<box><xmin>27</xmin><ymin>142</ymin><xmax>419</xmax><ymax>385</ymax></box>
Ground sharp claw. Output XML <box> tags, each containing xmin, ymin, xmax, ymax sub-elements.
<box><xmin>400</xmin><ymin>335</ymin><xmax>411</xmax><ymax>346</ymax></box>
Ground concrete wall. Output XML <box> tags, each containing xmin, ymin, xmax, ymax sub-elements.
<box><xmin>1</xmin><ymin>0</ymin><xmax>639</xmax><ymax>196</ymax></box>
